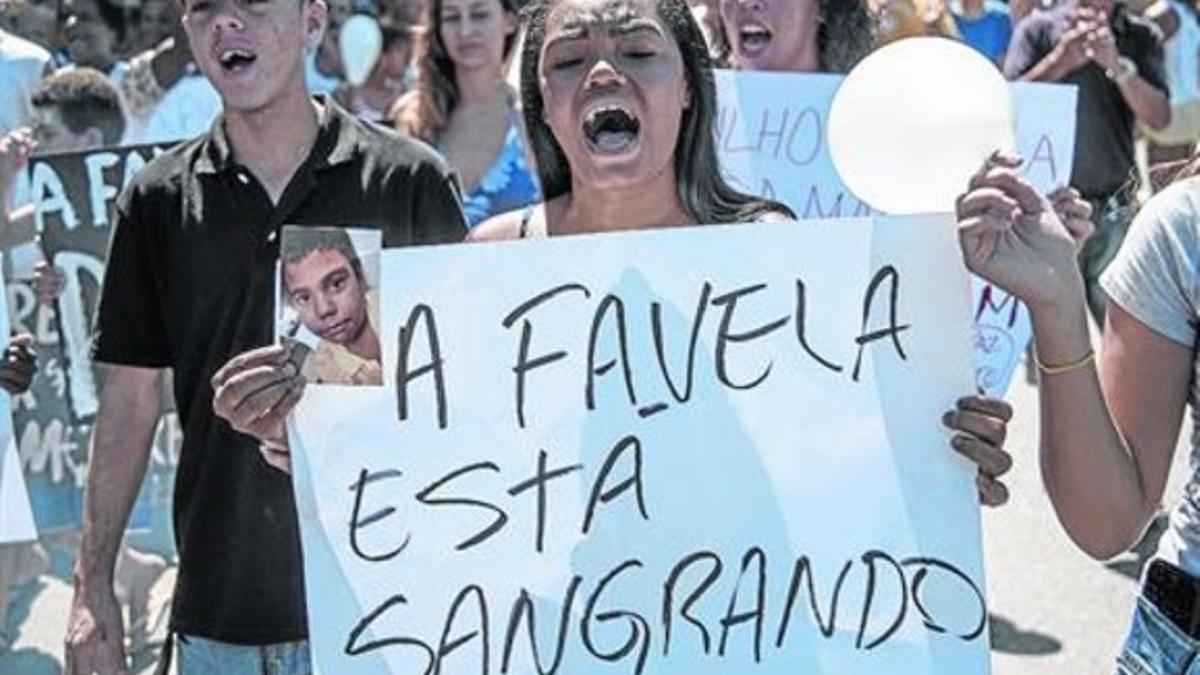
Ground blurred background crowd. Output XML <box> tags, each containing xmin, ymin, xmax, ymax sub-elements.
<box><xmin>0</xmin><ymin>0</ymin><xmax>1196</xmax><ymax>671</ymax></box>
<box><xmin>3</xmin><ymin>0</ymin><xmax>1198</xmax><ymax>226</ymax></box>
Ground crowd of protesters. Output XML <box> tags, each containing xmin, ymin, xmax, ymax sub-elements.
<box><xmin>0</xmin><ymin>0</ymin><xmax>1199</xmax><ymax>674</ymax></box>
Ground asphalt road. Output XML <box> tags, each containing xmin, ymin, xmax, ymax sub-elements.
<box><xmin>984</xmin><ymin>366</ymin><xmax>1186</xmax><ymax>675</ymax></box>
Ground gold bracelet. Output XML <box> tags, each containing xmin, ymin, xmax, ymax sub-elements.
<box><xmin>1034</xmin><ymin>348</ymin><xmax>1096</xmax><ymax>376</ymax></box>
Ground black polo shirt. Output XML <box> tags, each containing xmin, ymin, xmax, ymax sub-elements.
<box><xmin>1005</xmin><ymin>3</ymin><xmax>1167</xmax><ymax>199</ymax></box>
<box><xmin>92</xmin><ymin>100</ymin><xmax>467</xmax><ymax>644</ymax></box>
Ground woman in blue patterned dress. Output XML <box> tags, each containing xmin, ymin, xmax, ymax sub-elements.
<box><xmin>391</xmin><ymin>0</ymin><xmax>540</xmax><ymax>227</ymax></box>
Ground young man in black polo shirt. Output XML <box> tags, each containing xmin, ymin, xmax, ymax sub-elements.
<box><xmin>1005</xmin><ymin>0</ymin><xmax>1170</xmax><ymax>324</ymax></box>
<box><xmin>62</xmin><ymin>0</ymin><xmax>466</xmax><ymax>673</ymax></box>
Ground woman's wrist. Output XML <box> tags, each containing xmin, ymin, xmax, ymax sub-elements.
<box><xmin>1025</xmin><ymin>252</ymin><xmax>1087</xmax><ymax>312</ymax></box>
<box><xmin>1028</xmin><ymin>278</ymin><xmax>1093</xmax><ymax>367</ymax></box>
<box><xmin>1028</xmin><ymin>266</ymin><xmax>1085</xmax><ymax>315</ymax></box>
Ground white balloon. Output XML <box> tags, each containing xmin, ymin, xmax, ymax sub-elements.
<box><xmin>828</xmin><ymin>37</ymin><xmax>1016</xmax><ymax>215</ymax></box>
<box><xmin>339</xmin><ymin>15</ymin><xmax>384</xmax><ymax>87</ymax></box>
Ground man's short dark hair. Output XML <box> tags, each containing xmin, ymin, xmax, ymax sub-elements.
<box><xmin>30</xmin><ymin>68</ymin><xmax>126</xmax><ymax>145</ymax></box>
<box><xmin>281</xmin><ymin>228</ymin><xmax>364</xmax><ymax>289</ymax></box>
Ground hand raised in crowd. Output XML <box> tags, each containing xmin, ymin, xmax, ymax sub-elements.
<box><xmin>33</xmin><ymin>261</ymin><xmax>66</xmax><ymax>306</ymax></box>
<box><xmin>0</xmin><ymin>127</ymin><xmax>35</xmax><ymax>197</ymax></box>
<box><xmin>1063</xmin><ymin>6</ymin><xmax>1123</xmax><ymax>73</ymax></box>
<box><xmin>944</xmin><ymin>394</ymin><xmax>1015</xmax><ymax>507</ymax></box>
<box><xmin>211</xmin><ymin>344</ymin><xmax>306</xmax><ymax>474</ymax></box>
<box><xmin>64</xmin><ymin>586</ymin><xmax>128</xmax><ymax>675</ymax></box>
<box><xmin>1053</xmin><ymin>19</ymin><xmax>1095</xmax><ymax>74</ymax></box>
<box><xmin>0</xmin><ymin>334</ymin><xmax>37</xmax><ymax>395</ymax></box>
<box><xmin>1085</xmin><ymin>23</ymin><xmax>1122</xmax><ymax>74</ymax></box>
<box><xmin>957</xmin><ymin>152</ymin><xmax>1083</xmax><ymax>310</ymax></box>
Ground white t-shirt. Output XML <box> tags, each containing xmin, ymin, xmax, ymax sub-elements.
<box><xmin>0</xmin><ymin>29</ymin><xmax>51</xmax><ymax>136</ymax></box>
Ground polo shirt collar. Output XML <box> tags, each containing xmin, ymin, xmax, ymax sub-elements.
<box><xmin>195</xmin><ymin>95</ymin><xmax>364</xmax><ymax>176</ymax></box>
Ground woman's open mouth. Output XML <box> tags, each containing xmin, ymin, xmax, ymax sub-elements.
<box><xmin>737</xmin><ymin>21</ymin><xmax>773</xmax><ymax>57</ymax></box>
<box><xmin>582</xmin><ymin>105</ymin><xmax>642</xmax><ymax>156</ymax></box>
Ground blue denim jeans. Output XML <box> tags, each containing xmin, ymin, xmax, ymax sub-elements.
<box><xmin>176</xmin><ymin>634</ymin><xmax>312</xmax><ymax>675</ymax></box>
<box><xmin>1116</xmin><ymin>595</ymin><xmax>1200</xmax><ymax>674</ymax></box>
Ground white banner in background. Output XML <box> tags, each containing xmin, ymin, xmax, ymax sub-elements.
<box><xmin>715</xmin><ymin>71</ymin><xmax>1078</xmax><ymax>395</ymax></box>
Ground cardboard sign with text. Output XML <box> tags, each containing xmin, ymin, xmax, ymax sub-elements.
<box><xmin>287</xmin><ymin>217</ymin><xmax>988</xmax><ymax>674</ymax></box>
<box><xmin>8</xmin><ymin>145</ymin><xmax>179</xmax><ymax>532</ymax></box>
<box><xmin>715</xmin><ymin>70</ymin><xmax>1078</xmax><ymax>395</ymax></box>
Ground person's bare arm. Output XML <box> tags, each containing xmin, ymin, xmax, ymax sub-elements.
<box><xmin>0</xmin><ymin>129</ymin><xmax>36</xmax><ymax>251</ymax></box>
<box><xmin>1088</xmin><ymin>23</ymin><xmax>1172</xmax><ymax>129</ymax></box>
<box><xmin>1028</xmin><ymin>295</ymin><xmax>1190</xmax><ymax>558</ymax></box>
<box><xmin>958</xmin><ymin>156</ymin><xmax>1192</xmax><ymax>559</ymax></box>
<box><xmin>1116</xmin><ymin>68</ymin><xmax>1173</xmax><ymax>130</ymax></box>
<box><xmin>65</xmin><ymin>366</ymin><xmax>163</xmax><ymax>675</ymax></box>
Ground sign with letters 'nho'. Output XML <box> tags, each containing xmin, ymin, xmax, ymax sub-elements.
<box><xmin>288</xmin><ymin>217</ymin><xmax>987</xmax><ymax>675</ymax></box>
<box><xmin>715</xmin><ymin>70</ymin><xmax>1079</xmax><ymax>396</ymax></box>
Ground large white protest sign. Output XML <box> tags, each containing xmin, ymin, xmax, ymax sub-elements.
<box><xmin>288</xmin><ymin>217</ymin><xmax>988</xmax><ymax>675</ymax></box>
<box><xmin>0</xmin><ymin>288</ymin><xmax>37</xmax><ymax>545</ymax></box>
<box><xmin>715</xmin><ymin>70</ymin><xmax>1078</xmax><ymax>395</ymax></box>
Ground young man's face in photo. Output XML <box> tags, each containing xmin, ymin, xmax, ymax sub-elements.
<box><xmin>284</xmin><ymin>248</ymin><xmax>369</xmax><ymax>347</ymax></box>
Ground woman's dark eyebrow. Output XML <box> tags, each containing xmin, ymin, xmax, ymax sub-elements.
<box><xmin>611</xmin><ymin>18</ymin><xmax>664</xmax><ymax>37</ymax></box>
<box><xmin>544</xmin><ymin>23</ymin><xmax>588</xmax><ymax>51</ymax></box>
<box><xmin>546</xmin><ymin>16</ymin><xmax>662</xmax><ymax>50</ymax></box>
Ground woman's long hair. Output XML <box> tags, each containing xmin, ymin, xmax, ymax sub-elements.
<box><xmin>520</xmin><ymin>0</ymin><xmax>794</xmax><ymax>224</ymax></box>
<box><xmin>392</xmin><ymin>0</ymin><xmax>520</xmax><ymax>142</ymax></box>
<box><xmin>820</xmin><ymin>0</ymin><xmax>877</xmax><ymax>72</ymax></box>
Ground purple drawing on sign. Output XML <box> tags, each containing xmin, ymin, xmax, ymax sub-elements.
<box><xmin>973</xmin><ymin>324</ymin><xmax>1017</xmax><ymax>393</ymax></box>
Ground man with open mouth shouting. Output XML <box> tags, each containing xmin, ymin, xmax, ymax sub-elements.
<box><xmin>62</xmin><ymin>0</ymin><xmax>467</xmax><ymax>673</ymax></box>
